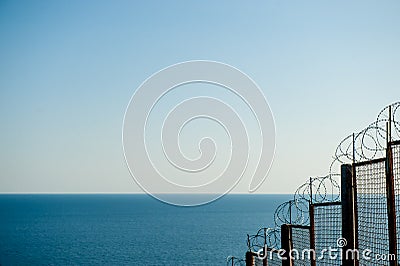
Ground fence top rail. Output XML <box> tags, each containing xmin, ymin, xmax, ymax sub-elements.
<box><xmin>288</xmin><ymin>224</ymin><xmax>311</xmax><ymax>230</ymax></box>
<box><xmin>389</xmin><ymin>140</ymin><xmax>400</xmax><ymax>146</ymax></box>
<box><xmin>353</xmin><ymin>157</ymin><xmax>385</xmax><ymax>167</ymax></box>
<box><xmin>311</xmin><ymin>201</ymin><xmax>341</xmax><ymax>207</ymax></box>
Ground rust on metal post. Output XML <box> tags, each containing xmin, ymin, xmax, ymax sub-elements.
<box><xmin>352</xmin><ymin>163</ymin><xmax>359</xmax><ymax>266</ymax></box>
<box><xmin>386</xmin><ymin>119</ymin><xmax>398</xmax><ymax>266</ymax></box>
<box><xmin>389</xmin><ymin>105</ymin><xmax>392</xmax><ymax>143</ymax></box>
<box><xmin>341</xmin><ymin>164</ymin><xmax>355</xmax><ymax>266</ymax></box>
<box><xmin>309</xmin><ymin>204</ymin><xmax>316</xmax><ymax>266</ymax></box>
<box><xmin>281</xmin><ymin>224</ymin><xmax>292</xmax><ymax>266</ymax></box>
<box><xmin>354</xmin><ymin>133</ymin><xmax>360</xmax><ymax>266</ymax></box>
<box><xmin>245</xmin><ymin>251</ymin><xmax>254</xmax><ymax>266</ymax></box>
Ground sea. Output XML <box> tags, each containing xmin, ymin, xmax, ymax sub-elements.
<box><xmin>0</xmin><ymin>194</ymin><xmax>292</xmax><ymax>265</ymax></box>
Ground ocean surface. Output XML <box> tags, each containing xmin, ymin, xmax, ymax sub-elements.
<box><xmin>0</xmin><ymin>194</ymin><xmax>292</xmax><ymax>265</ymax></box>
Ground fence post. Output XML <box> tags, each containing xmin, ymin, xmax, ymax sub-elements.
<box><xmin>341</xmin><ymin>164</ymin><xmax>355</xmax><ymax>266</ymax></box>
<box><xmin>245</xmin><ymin>251</ymin><xmax>254</xmax><ymax>266</ymax></box>
<box><xmin>309</xmin><ymin>204</ymin><xmax>316</xmax><ymax>266</ymax></box>
<box><xmin>281</xmin><ymin>224</ymin><xmax>291</xmax><ymax>266</ymax></box>
<box><xmin>386</xmin><ymin>143</ymin><xmax>398</xmax><ymax>266</ymax></box>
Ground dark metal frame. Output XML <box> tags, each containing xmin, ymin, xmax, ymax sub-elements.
<box><xmin>386</xmin><ymin>142</ymin><xmax>397</xmax><ymax>266</ymax></box>
<box><xmin>351</xmin><ymin>147</ymin><xmax>398</xmax><ymax>265</ymax></box>
<box><xmin>281</xmin><ymin>224</ymin><xmax>312</xmax><ymax>266</ymax></box>
<box><xmin>341</xmin><ymin>164</ymin><xmax>356</xmax><ymax>266</ymax></box>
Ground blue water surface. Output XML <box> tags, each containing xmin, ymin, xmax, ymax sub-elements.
<box><xmin>0</xmin><ymin>194</ymin><xmax>291</xmax><ymax>265</ymax></box>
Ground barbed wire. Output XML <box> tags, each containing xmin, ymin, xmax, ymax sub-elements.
<box><xmin>272</xmin><ymin>175</ymin><xmax>340</xmax><ymax>227</ymax></box>
<box><xmin>294</xmin><ymin>175</ymin><xmax>340</xmax><ymax>203</ymax></box>
<box><xmin>271</xmin><ymin>102</ymin><xmax>400</xmax><ymax>230</ymax></box>
<box><xmin>229</xmin><ymin>101</ymin><xmax>400</xmax><ymax>264</ymax></box>
<box><xmin>377</xmin><ymin>101</ymin><xmax>400</xmax><ymax>140</ymax></box>
<box><xmin>332</xmin><ymin>101</ymin><xmax>400</xmax><ymax>169</ymax></box>
<box><xmin>246</xmin><ymin>227</ymin><xmax>281</xmax><ymax>252</ymax></box>
<box><xmin>274</xmin><ymin>199</ymin><xmax>309</xmax><ymax>226</ymax></box>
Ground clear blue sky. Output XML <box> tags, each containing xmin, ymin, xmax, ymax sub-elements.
<box><xmin>0</xmin><ymin>0</ymin><xmax>399</xmax><ymax>193</ymax></box>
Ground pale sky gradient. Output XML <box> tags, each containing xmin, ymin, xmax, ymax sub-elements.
<box><xmin>0</xmin><ymin>0</ymin><xmax>399</xmax><ymax>193</ymax></box>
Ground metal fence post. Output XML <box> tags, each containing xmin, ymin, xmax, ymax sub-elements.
<box><xmin>309</xmin><ymin>204</ymin><xmax>316</xmax><ymax>266</ymax></box>
<box><xmin>245</xmin><ymin>250</ymin><xmax>254</xmax><ymax>266</ymax></box>
<box><xmin>386</xmin><ymin>142</ymin><xmax>398</xmax><ymax>266</ymax></box>
<box><xmin>281</xmin><ymin>224</ymin><xmax>291</xmax><ymax>266</ymax></box>
<box><xmin>341</xmin><ymin>164</ymin><xmax>355</xmax><ymax>266</ymax></box>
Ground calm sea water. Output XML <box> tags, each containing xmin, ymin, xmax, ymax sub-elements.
<box><xmin>0</xmin><ymin>194</ymin><xmax>291</xmax><ymax>265</ymax></box>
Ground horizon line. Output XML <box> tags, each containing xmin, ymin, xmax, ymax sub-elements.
<box><xmin>0</xmin><ymin>192</ymin><xmax>294</xmax><ymax>195</ymax></box>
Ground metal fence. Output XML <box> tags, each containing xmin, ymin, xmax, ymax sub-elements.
<box><xmin>246</xmin><ymin>228</ymin><xmax>282</xmax><ymax>266</ymax></box>
<box><xmin>280</xmin><ymin>224</ymin><xmax>312</xmax><ymax>266</ymax></box>
<box><xmin>337</xmin><ymin>105</ymin><xmax>400</xmax><ymax>266</ymax></box>
<box><xmin>392</xmin><ymin>141</ymin><xmax>400</xmax><ymax>260</ymax></box>
<box><xmin>291</xmin><ymin>225</ymin><xmax>312</xmax><ymax>266</ymax></box>
<box><xmin>310</xmin><ymin>202</ymin><xmax>342</xmax><ymax>266</ymax></box>
<box><xmin>230</xmin><ymin>102</ymin><xmax>400</xmax><ymax>266</ymax></box>
<box><xmin>266</xmin><ymin>249</ymin><xmax>284</xmax><ymax>266</ymax></box>
<box><xmin>353</xmin><ymin>158</ymin><xmax>390</xmax><ymax>265</ymax></box>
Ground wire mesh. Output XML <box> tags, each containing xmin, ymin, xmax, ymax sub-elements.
<box><xmin>355</xmin><ymin>159</ymin><xmax>390</xmax><ymax>265</ymax></box>
<box><xmin>290</xmin><ymin>225</ymin><xmax>311</xmax><ymax>266</ymax></box>
<box><xmin>253</xmin><ymin>255</ymin><xmax>263</xmax><ymax>266</ymax></box>
<box><xmin>313</xmin><ymin>202</ymin><xmax>342</xmax><ymax>265</ymax></box>
<box><xmin>227</xmin><ymin>102</ymin><xmax>400</xmax><ymax>266</ymax></box>
<box><xmin>266</xmin><ymin>249</ymin><xmax>283</xmax><ymax>266</ymax></box>
<box><xmin>392</xmin><ymin>142</ymin><xmax>400</xmax><ymax>260</ymax></box>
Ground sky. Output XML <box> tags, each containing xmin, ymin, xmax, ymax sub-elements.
<box><xmin>0</xmin><ymin>0</ymin><xmax>399</xmax><ymax>194</ymax></box>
